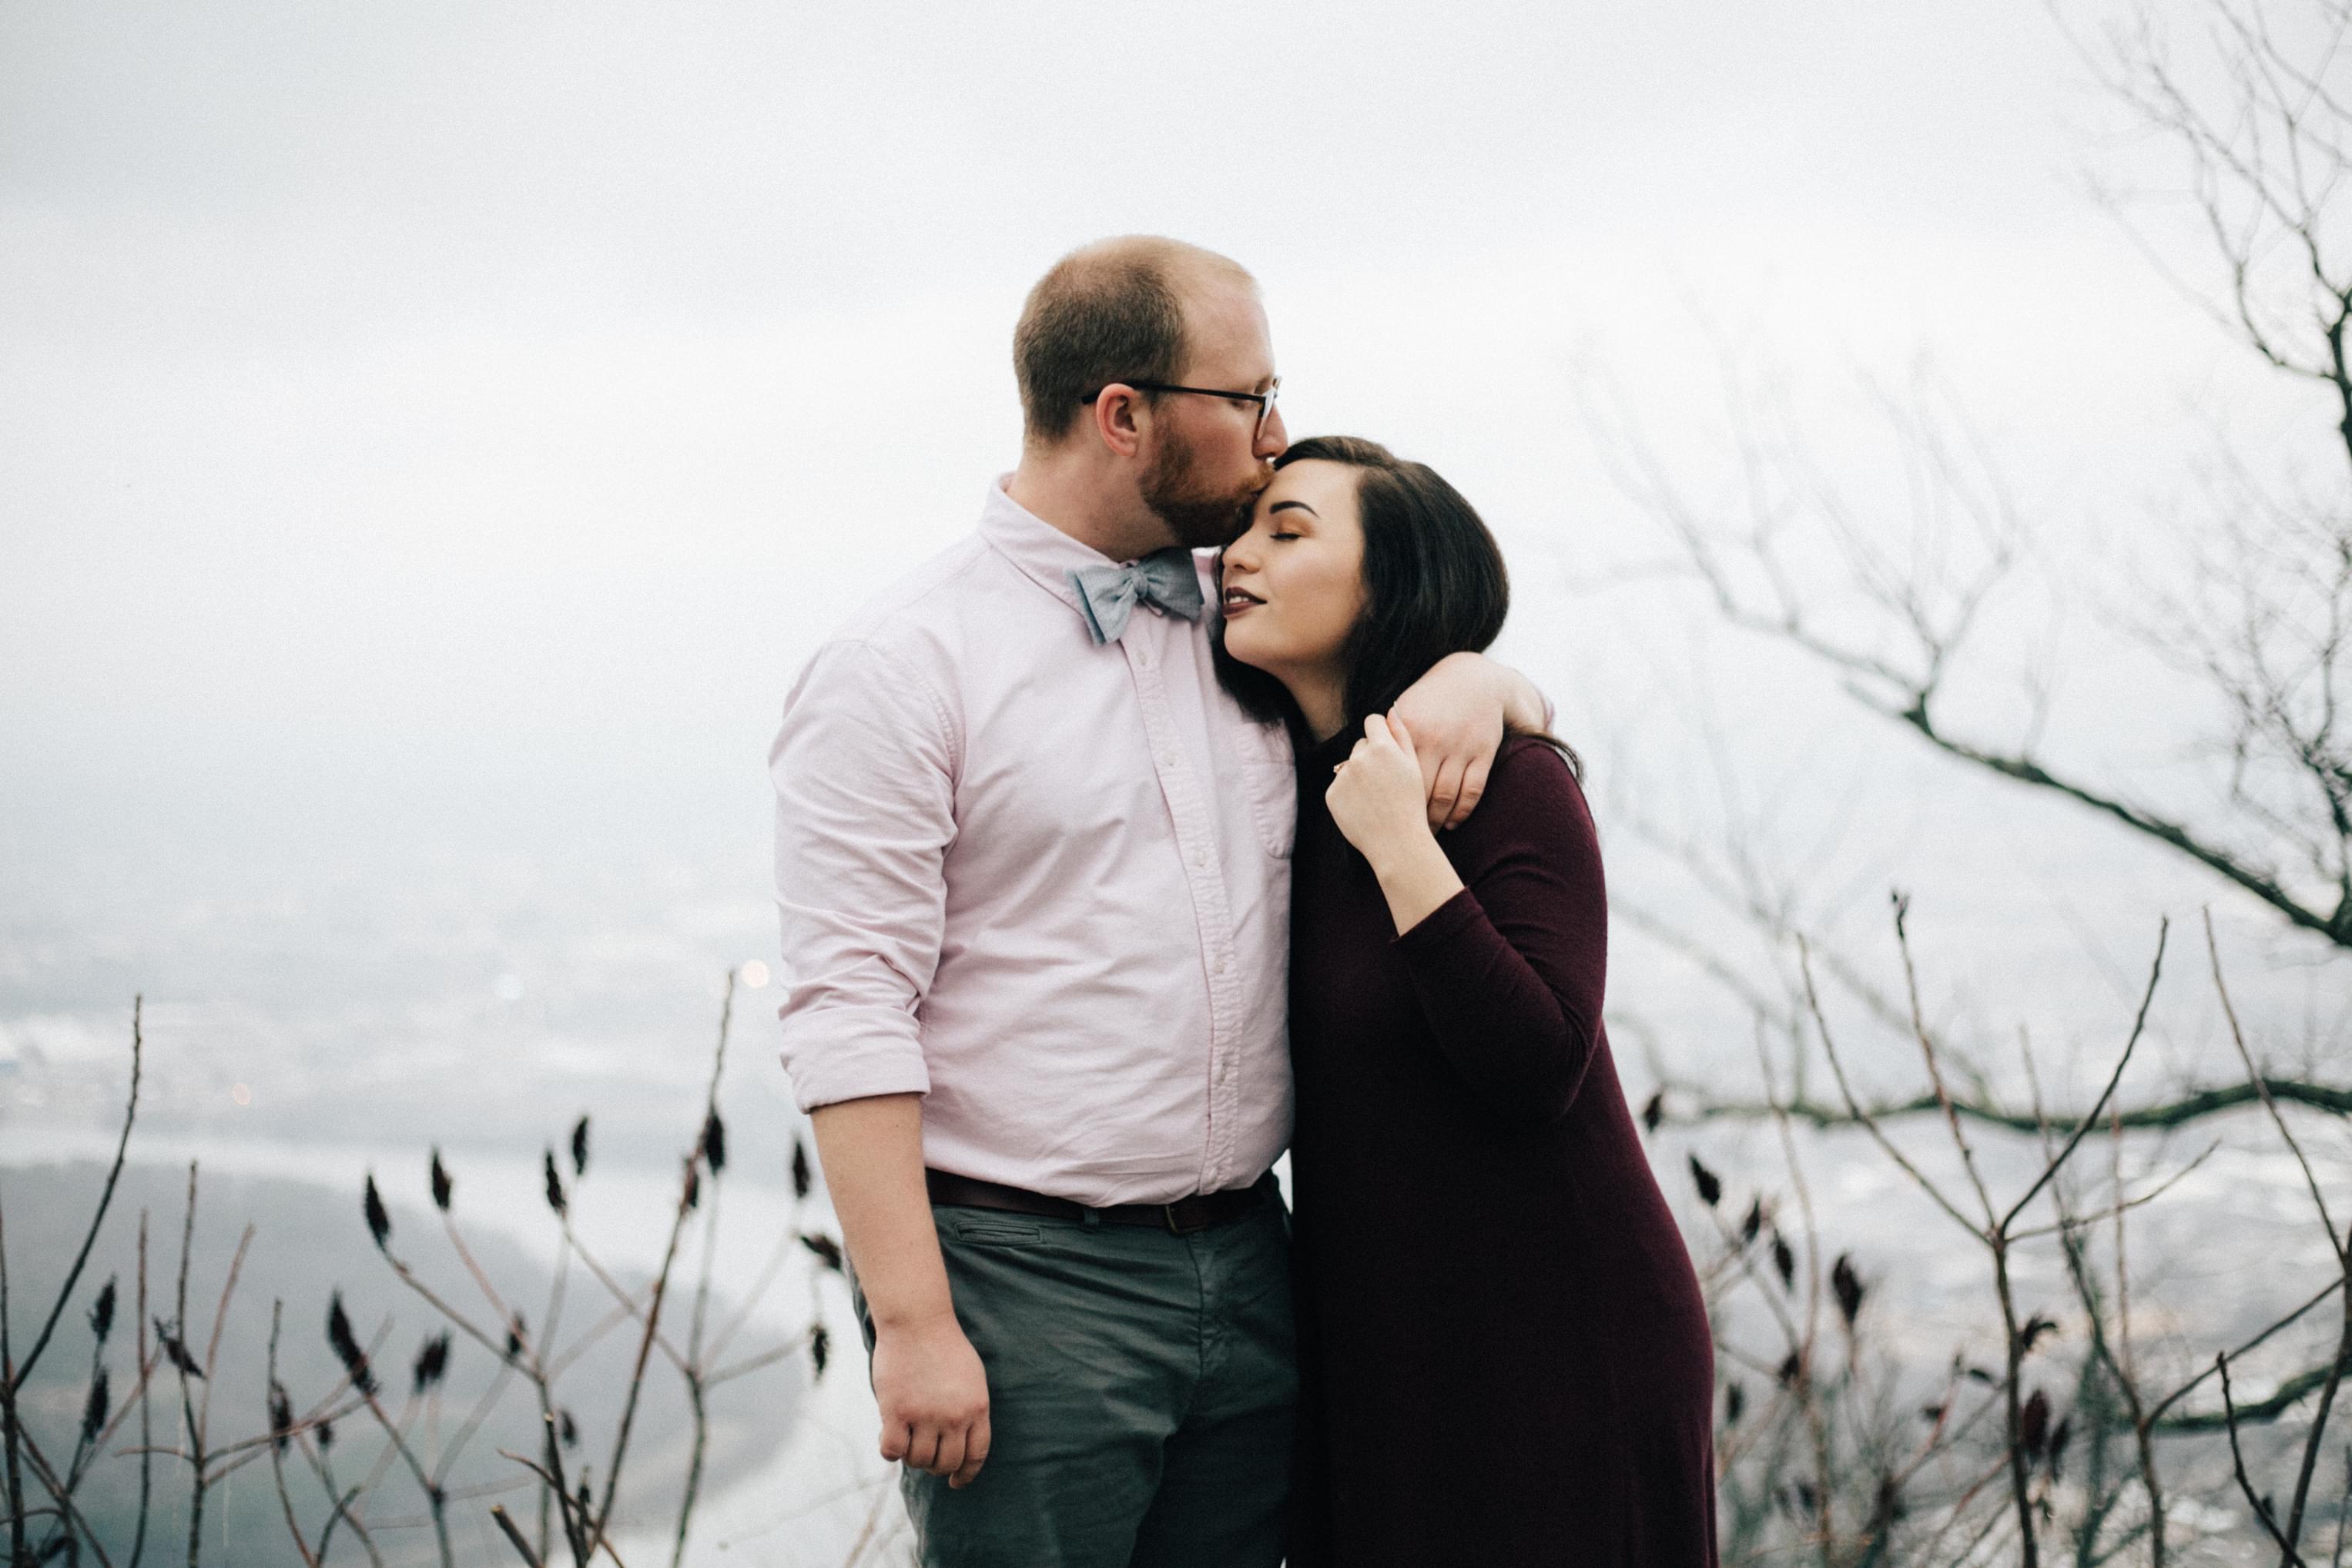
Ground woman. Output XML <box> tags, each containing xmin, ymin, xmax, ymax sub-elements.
<box><xmin>1214</xmin><ymin>437</ymin><xmax>1717</xmax><ymax>1565</ymax></box>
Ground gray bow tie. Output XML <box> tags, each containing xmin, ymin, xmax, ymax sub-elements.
<box><xmin>1067</xmin><ymin>549</ymin><xmax>1204</xmax><ymax>645</ymax></box>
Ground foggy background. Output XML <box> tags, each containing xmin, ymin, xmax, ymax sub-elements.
<box><xmin>3</xmin><ymin>2</ymin><xmax>2337</xmax><ymax>1561</ymax></box>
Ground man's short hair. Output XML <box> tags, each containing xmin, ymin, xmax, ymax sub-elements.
<box><xmin>1014</xmin><ymin>237</ymin><xmax>1255</xmax><ymax>444</ymax></box>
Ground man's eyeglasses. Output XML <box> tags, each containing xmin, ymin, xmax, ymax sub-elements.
<box><xmin>1084</xmin><ymin>377</ymin><xmax>1281</xmax><ymax>441</ymax></box>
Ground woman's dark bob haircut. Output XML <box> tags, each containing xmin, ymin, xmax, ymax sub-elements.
<box><xmin>1213</xmin><ymin>434</ymin><xmax>1576</xmax><ymax>772</ymax></box>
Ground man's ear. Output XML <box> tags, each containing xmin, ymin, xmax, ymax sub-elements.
<box><xmin>1091</xmin><ymin>384</ymin><xmax>1148</xmax><ymax>460</ymax></box>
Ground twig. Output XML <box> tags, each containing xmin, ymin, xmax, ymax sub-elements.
<box><xmin>2223</xmin><ymin>1351</ymin><xmax>2312</xmax><ymax>1566</ymax></box>
<box><xmin>493</xmin><ymin>1503</ymin><xmax>547</xmax><ymax>1568</ymax></box>
<box><xmin>2150</xmin><ymin>1278</ymin><xmax>2347</xmax><ymax>1425</ymax></box>
<box><xmin>15</xmin><ymin>997</ymin><xmax>143</xmax><ymax>1383</ymax></box>
<box><xmin>2</xmin><ymin>1165</ymin><xmax>25</xmax><ymax>1568</ymax></box>
<box><xmin>587</xmin><ymin>1151</ymin><xmax>700</xmax><ymax>1560</ymax></box>
<box><xmin>266</xmin><ymin>1302</ymin><xmax>323</xmax><ymax>1568</ymax></box>
<box><xmin>2000</xmin><ymin>918</ymin><xmax>2167</xmax><ymax>1231</ymax></box>
<box><xmin>2210</xmin><ymin>907</ymin><xmax>2352</xmax><ymax>1556</ymax></box>
<box><xmin>132</xmin><ymin>1208</ymin><xmax>152</xmax><ymax>1568</ymax></box>
<box><xmin>1657</xmin><ymin>1075</ymin><xmax>2352</xmax><ymax>1132</ymax></box>
<box><xmin>1797</xmin><ymin>938</ymin><xmax>1976</xmax><ymax>1234</ymax></box>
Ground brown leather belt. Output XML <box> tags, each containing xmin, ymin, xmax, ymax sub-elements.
<box><xmin>925</xmin><ymin>1168</ymin><xmax>1271</xmax><ymax>1237</ymax></box>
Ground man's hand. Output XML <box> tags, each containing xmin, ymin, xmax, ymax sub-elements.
<box><xmin>1389</xmin><ymin>652</ymin><xmax>1549</xmax><ymax>829</ymax></box>
<box><xmin>873</xmin><ymin>1310</ymin><xmax>993</xmax><ymax>1489</ymax></box>
<box><xmin>809</xmin><ymin>1094</ymin><xmax>993</xmax><ymax>1487</ymax></box>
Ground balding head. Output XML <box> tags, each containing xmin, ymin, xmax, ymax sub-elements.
<box><xmin>1014</xmin><ymin>236</ymin><xmax>1258</xmax><ymax>445</ymax></box>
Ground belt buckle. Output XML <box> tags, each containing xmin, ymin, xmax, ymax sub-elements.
<box><xmin>1163</xmin><ymin>1198</ymin><xmax>1210</xmax><ymax>1236</ymax></box>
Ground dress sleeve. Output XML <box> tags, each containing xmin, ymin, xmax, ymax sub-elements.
<box><xmin>768</xmin><ymin>637</ymin><xmax>960</xmax><ymax>1113</ymax></box>
<box><xmin>1389</xmin><ymin>740</ymin><xmax>1607</xmax><ymax>1127</ymax></box>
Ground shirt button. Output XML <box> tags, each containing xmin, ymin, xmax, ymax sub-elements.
<box><xmin>1212</xmin><ymin>957</ymin><xmax>1228</xmax><ymax>975</ymax></box>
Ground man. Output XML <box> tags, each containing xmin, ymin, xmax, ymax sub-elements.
<box><xmin>770</xmin><ymin>236</ymin><xmax>1546</xmax><ymax>1567</ymax></box>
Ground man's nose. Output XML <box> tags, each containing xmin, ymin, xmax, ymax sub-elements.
<box><xmin>1255</xmin><ymin>404</ymin><xmax>1288</xmax><ymax>458</ymax></box>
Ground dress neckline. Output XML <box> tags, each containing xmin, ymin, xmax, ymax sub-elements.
<box><xmin>1298</xmin><ymin>723</ymin><xmax>1356</xmax><ymax>775</ymax></box>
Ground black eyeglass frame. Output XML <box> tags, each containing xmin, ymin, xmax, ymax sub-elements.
<box><xmin>1082</xmin><ymin>377</ymin><xmax>1281</xmax><ymax>439</ymax></box>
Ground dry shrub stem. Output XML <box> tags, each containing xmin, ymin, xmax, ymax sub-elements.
<box><xmin>1795</xmin><ymin>906</ymin><xmax>2169</xmax><ymax>1568</ymax></box>
<box><xmin>2</xmin><ymin>968</ymin><xmax>837</xmax><ymax>1568</ymax></box>
<box><xmin>2208</xmin><ymin>910</ymin><xmax>2352</xmax><ymax>1563</ymax></box>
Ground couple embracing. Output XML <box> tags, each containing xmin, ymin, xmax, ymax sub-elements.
<box><xmin>769</xmin><ymin>237</ymin><xmax>1716</xmax><ymax>1566</ymax></box>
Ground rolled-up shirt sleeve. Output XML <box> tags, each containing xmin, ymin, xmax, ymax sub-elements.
<box><xmin>769</xmin><ymin>638</ymin><xmax>959</xmax><ymax>1112</ymax></box>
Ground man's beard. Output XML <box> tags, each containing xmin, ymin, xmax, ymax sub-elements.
<box><xmin>1142</xmin><ymin>430</ymin><xmax>1271</xmax><ymax>551</ymax></box>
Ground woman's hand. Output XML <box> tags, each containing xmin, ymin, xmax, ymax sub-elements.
<box><xmin>1327</xmin><ymin>714</ymin><xmax>1466</xmax><ymax>934</ymax></box>
<box><xmin>1327</xmin><ymin>712</ymin><xmax>1436</xmax><ymax>861</ymax></box>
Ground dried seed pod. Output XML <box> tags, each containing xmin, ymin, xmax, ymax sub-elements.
<box><xmin>82</xmin><ymin>1368</ymin><xmax>110</xmax><ymax>1446</ymax></box>
<box><xmin>364</xmin><ymin>1174</ymin><xmax>391</xmax><ymax>1251</ymax></box>
<box><xmin>543</xmin><ymin>1149</ymin><xmax>568</xmax><ymax>1217</ymax></box>
<box><xmin>560</xmin><ymin>1409</ymin><xmax>580</xmax><ymax>1449</ymax></box>
<box><xmin>1771</xmin><ymin>1231</ymin><xmax>1796</xmax><ymax>1291</ymax></box>
<box><xmin>1831</xmin><ymin>1254</ymin><xmax>1865</xmax><ymax>1326</ymax></box>
<box><xmin>1687</xmin><ymin>1155</ymin><xmax>1721</xmax><ymax>1208</ymax></box>
<box><xmin>700</xmin><ymin>1109</ymin><xmax>728</xmax><ymax>1176</ymax></box>
<box><xmin>326</xmin><ymin>1292</ymin><xmax>375</xmax><ymax>1395</ymax></box>
<box><xmin>799</xmin><ymin>1233</ymin><xmax>844</xmax><ymax>1272</ymax></box>
<box><xmin>430</xmin><ymin>1149</ymin><xmax>453</xmax><ymax>1213</ymax></box>
<box><xmin>412</xmin><ymin>1331</ymin><xmax>451</xmax><ymax>1395</ymax></box>
<box><xmin>570</xmin><ymin>1115</ymin><xmax>591</xmax><ymax>1179</ymax></box>
<box><xmin>269</xmin><ymin>1381</ymin><xmax>293</xmax><ymax>1453</ymax></box>
<box><xmin>89</xmin><ymin>1277</ymin><xmax>117</xmax><ymax>1345</ymax></box>
<box><xmin>790</xmin><ymin>1138</ymin><xmax>812</xmax><ymax>1201</ymax></box>
<box><xmin>683</xmin><ymin>1162</ymin><xmax>702</xmax><ymax>1211</ymax></box>
<box><xmin>2019</xmin><ymin>1315</ymin><xmax>2059</xmax><ymax>1355</ymax></box>
<box><xmin>811</xmin><ymin>1323</ymin><xmax>832</xmax><ymax>1379</ymax></box>
<box><xmin>1739</xmin><ymin>1201</ymin><xmax>1763</xmax><ymax>1247</ymax></box>
<box><xmin>1640</xmin><ymin>1091</ymin><xmax>1664</xmax><ymax>1134</ymax></box>
<box><xmin>1723</xmin><ymin>1381</ymin><xmax>1744</xmax><ymax>1427</ymax></box>
<box><xmin>1776</xmin><ymin>1352</ymin><xmax>1801</xmax><ymax>1388</ymax></box>
<box><xmin>2019</xmin><ymin>1388</ymin><xmax>2050</xmax><ymax>1457</ymax></box>
<box><xmin>155</xmin><ymin>1318</ymin><xmax>204</xmax><ymax>1381</ymax></box>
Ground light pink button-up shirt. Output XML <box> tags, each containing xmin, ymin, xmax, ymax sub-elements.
<box><xmin>770</xmin><ymin>478</ymin><xmax>1296</xmax><ymax>1208</ymax></box>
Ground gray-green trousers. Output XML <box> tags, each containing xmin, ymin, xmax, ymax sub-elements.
<box><xmin>849</xmin><ymin>1183</ymin><xmax>1297</xmax><ymax>1568</ymax></box>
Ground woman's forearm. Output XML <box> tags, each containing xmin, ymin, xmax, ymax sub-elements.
<box><xmin>1365</xmin><ymin>831</ymin><xmax>1466</xmax><ymax>936</ymax></box>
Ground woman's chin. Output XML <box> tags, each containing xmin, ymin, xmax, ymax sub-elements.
<box><xmin>1221</xmin><ymin>626</ymin><xmax>1280</xmax><ymax>675</ymax></box>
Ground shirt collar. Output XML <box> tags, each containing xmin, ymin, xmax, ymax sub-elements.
<box><xmin>981</xmin><ymin>474</ymin><xmax>1196</xmax><ymax>624</ymax></box>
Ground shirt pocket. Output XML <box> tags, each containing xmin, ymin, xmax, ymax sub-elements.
<box><xmin>1241</xmin><ymin>758</ymin><xmax>1297</xmax><ymax>861</ymax></box>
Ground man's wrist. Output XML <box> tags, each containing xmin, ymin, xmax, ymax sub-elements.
<box><xmin>1497</xmin><ymin>664</ymin><xmax>1546</xmax><ymax>733</ymax></box>
<box><xmin>872</xmin><ymin>1296</ymin><xmax>963</xmax><ymax>1337</ymax></box>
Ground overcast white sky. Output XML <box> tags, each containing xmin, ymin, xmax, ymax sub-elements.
<box><xmin>1</xmin><ymin>1</ymin><xmax>2330</xmax><ymax>1064</ymax></box>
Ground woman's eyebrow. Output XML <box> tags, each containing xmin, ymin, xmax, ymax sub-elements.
<box><xmin>1268</xmin><ymin>500</ymin><xmax>1318</xmax><ymax>517</ymax></box>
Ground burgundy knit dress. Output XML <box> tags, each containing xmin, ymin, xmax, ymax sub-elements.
<box><xmin>1284</xmin><ymin>733</ymin><xmax>1717</xmax><ymax>1566</ymax></box>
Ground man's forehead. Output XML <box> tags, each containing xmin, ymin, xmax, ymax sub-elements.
<box><xmin>1183</xmin><ymin>284</ymin><xmax>1274</xmax><ymax>371</ymax></box>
